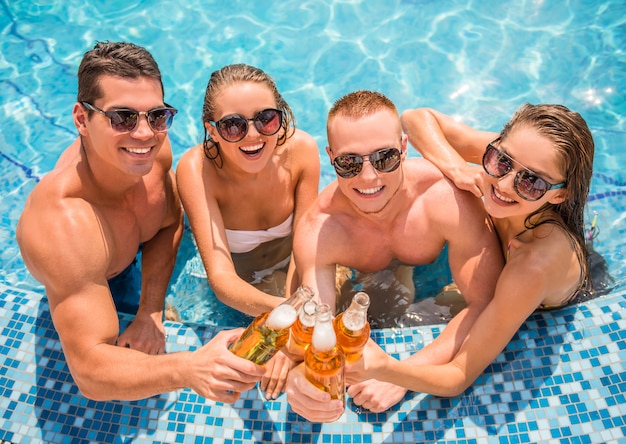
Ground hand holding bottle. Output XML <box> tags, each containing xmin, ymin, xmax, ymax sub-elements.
<box><xmin>304</xmin><ymin>303</ymin><xmax>346</xmax><ymax>420</ymax></box>
<box><xmin>285</xmin><ymin>363</ymin><xmax>345</xmax><ymax>422</ymax></box>
<box><xmin>345</xmin><ymin>338</ymin><xmax>407</xmax><ymax>413</ymax></box>
<box><xmin>344</xmin><ymin>337</ymin><xmax>392</xmax><ymax>384</ymax></box>
<box><xmin>260</xmin><ymin>349</ymin><xmax>297</xmax><ymax>400</ymax></box>
<box><xmin>189</xmin><ymin>329</ymin><xmax>266</xmax><ymax>403</ymax></box>
<box><xmin>229</xmin><ymin>285</ymin><xmax>314</xmax><ymax>364</ymax></box>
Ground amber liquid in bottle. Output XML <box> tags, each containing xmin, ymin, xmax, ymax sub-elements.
<box><xmin>229</xmin><ymin>310</ymin><xmax>291</xmax><ymax>364</ymax></box>
<box><xmin>287</xmin><ymin>299</ymin><xmax>317</xmax><ymax>359</ymax></box>
<box><xmin>334</xmin><ymin>291</ymin><xmax>370</xmax><ymax>363</ymax></box>
<box><xmin>304</xmin><ymin>304</ymin><xmax>346</xmax><ymax>411</ymax></box>
<box><xmin>229</xmin><ymin>285</ymin><xmax>314</xmax><ymax>365</ymax></box>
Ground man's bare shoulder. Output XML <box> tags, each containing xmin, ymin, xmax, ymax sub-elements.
<box><xmin>309</xmin><ymin>183</ymin><xmax>349</xmax><ymax>218</ymax></box>
<box><xmin>297</xmin><ymin>183</ymin><xmax>351</xmax><ymax>236</ymax></box>
<box><xmin>405</xmin><ymin>158</ymin><xmax>485</xmax><ymax>225</ymax></box>
<box><xmin>404</xmin><ymin>158</ymin><xmax>460</xmax><ymax>201</ymax></box>
<box><xmin>54</xmin><ymin>138</ymin><xmax>82</xmax><ymax>169</ymax></box>
<box><xmin>17</xmin><ymin>174</ymin><xmax>107</xmax><ymax>288</ymax></box>
<box><xmin>403</xmin><ymin>157</ymin><xmax>447</xmax><ymax>186</ymax></box>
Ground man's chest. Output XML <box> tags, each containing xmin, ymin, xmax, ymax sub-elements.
<box><xmin>338</xmin><ymin>230</ymin><xmax>444</xmax><ymax>273</ymax></box>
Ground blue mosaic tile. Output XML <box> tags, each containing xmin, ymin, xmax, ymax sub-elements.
<box><xmin>1</xmin><ymin>284</ymin><xmax>625</xmax><ymax>443</ymax></box>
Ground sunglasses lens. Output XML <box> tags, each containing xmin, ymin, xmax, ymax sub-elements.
<box><xmin>333</xmin><ymin>155</ymin><xmax>362</xmax><ymax>178</ymax></box>
<box><xmin>371</xmin><ymin>148</ymin><xmax>401</xmax><ymax>172</ymax></box>
<box><xmin>332</xmin><ymin>148</ymin><xmax>401</xmax><ymax>178</ymax></box>
<box><xmin>515</xmin><ymin>171</ymin><xmax>548</xmax><ymax>201</ymax></box>
<box><xmin>109</xmin><ymin>111</ymin><xmax>138</xmax><ymax>132</ymax></box>
<box><xmin>215</xmin><ymin>109</ymin><xmax>282</xmax><ymax>142</ymax></box>
<box><xmin>107</xmin><ymin>108</ymin><xmax>176</xmax><ymax>133</ymax></box>
<box><xmin>217</xmin><ymin>117</ymin><xmax>248</xmax><ymax>142</ymax></box>
<box><xmin>254</xmin><ymin>109</ymin><xmax>282</xmax><ymax>136</ymax></box>
<box><xmin>148</xmin><ymin>108</ymin><xmax>176</xmax><ymax>132</ymax></box>
<box><xmin>483</xmin><ymin>145</ymin><xmax>511</xmax><ymax>178</ymax></box>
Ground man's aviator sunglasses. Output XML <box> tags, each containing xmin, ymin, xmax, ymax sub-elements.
<box><xmin>482</xmin><ymin>139</ymin><xmax>565</xmax><ymax>201</ymax></box>
<box><xmin>81</xmin><ymin>102</ymin><xmax>177</xmax><ymax>133</ymax></box>
<box><xmin>211</xmin><ymin>108</ymin><xmax>283</xmax><ymax>143</ymax></box>
<box><xmin>332</xmin><ymin>147</ymin><xmax>402</xmax><ymax>178</ymax></box>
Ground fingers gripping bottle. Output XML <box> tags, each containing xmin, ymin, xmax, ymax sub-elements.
<box><xmin>333</xmin><ymin>291</ymin><xmax>370</xmax><ymax>363</ymax></box>
<box><xmin>229</xmin><ymin>285</ymin><xmax>315</xmax><ymax>364</ymax></box>
<box><xmin>287</xmin><ymin>299</ymin><xmax>318</xmax><ymax>359</ymax></box>
<box><xmin>304</xmin><ymin>304</ymin><xmax>346</xmax><ymax>411</ymax></box>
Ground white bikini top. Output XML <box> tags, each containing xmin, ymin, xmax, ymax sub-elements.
<box><xmin>225</xmin><ymin>213</ymin><xmax>294</xmax><ymax>254</ymax></box>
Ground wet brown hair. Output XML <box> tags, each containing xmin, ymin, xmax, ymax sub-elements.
<box><xmin>76</xmin><ymin>41</ymin><xmax>163</xmax><ymax>105</ymax></box>
<box><xmin>500</xmin><ymin>103</ymin><xmax>594</xmax><ymax>294</ymax></box>
<box><xmin>201</xmin><ymin>64</ymin><xmax>296</xmax><ymax>167</ymax></box>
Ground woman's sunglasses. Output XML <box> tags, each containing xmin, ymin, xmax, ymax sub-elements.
<box><xmin>81</xmin><ymin>102</ymin><xmax>177</xmax><ymax>133</ymax></box>
<box><xmin>482</xmin><ymin>141</ymin><xmax>565</xmax><ymax>201</ymax></box>
<box><xmin>211</xmin><ymin>108</ymin><xmax>283</xmax><ymax>143</ymax></box>
<box><xmin>331</xmin><ymin>147</ymin><xmax>402</xmax><ymax>178</ymax></box>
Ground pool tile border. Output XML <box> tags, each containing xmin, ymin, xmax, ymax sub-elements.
<box><xmin>1</xmin><ymin>283</ymin><xmax>625</xmax><ymax>443</ymax></box>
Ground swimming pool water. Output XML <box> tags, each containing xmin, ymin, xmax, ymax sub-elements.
<box><xmin>1</xmin><ymin>0</ymin><xmax>625</xmax><ymax>442</ymax></box>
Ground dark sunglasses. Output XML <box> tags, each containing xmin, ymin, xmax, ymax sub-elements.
<box><xmin>81</xmin><ymin>102</ymin><xmax>177</xmax><ymax>133</ymax></box>
<box><xmin>211</xmin><ymin>108</ymin><xmax>283</xmax><ymax>143</ymax></box>
<box><xmin>331</xmin><ymin>147</ymin><xmax>402</xmax><ymax>178</ymax></box>
<box><xmin>482</xmin><ymin>141</ymin><xmax>565</xmax><ymax>201</ymax></box>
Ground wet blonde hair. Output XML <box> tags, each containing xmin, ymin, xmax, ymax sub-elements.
<box><xmin>201</xmin><ymin>64</ymin><xmax>296</xmax><ymax>167</ymax></box>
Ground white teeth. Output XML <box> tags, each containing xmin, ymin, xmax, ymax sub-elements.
<box><xmin>494</xmin><ymin>187</ymin><xmax>515</xmax><ymax>203</ymax></box>
<box><xmin>125</xmin><ymin>147</ymin><xmax>151</xmax><ymax>154</ymax></box>
<box><xmin>357</xmin><ymin>186</ymin><xmax>383</xmax><ymax>195</ymax></box>
<box><xmin>240</xmin><ymin>143</ymin><xmax>263</xmax><ymax>152</ymax></box>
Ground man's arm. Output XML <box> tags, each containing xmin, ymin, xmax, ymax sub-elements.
<box><xmin>416</xmin><ymin>183</ymin><xmax>504</xmax><ymax>365</ymax></box>
<box><xmin>345</xmin><ymin>178</ymin><xmax>504</xmax><ymax>412</ymax></box>
<box><xmin>290</xmin><ymin>200</ymin><xmax>340</xmax><ymax>309</ymax></box>
<box><xmin>17</xmin><ymin>197</ymin><xmax>264</xmax><ymax>401</ymax></box>
<box><xmin>347</xmin><ymin>257</ymin><xmax>545</xmax><ymax>397</ymax></box>
<box><xmin>117</xmin><ymin>168</ymin><xmax>184</xmax><ymax>354</ymax></box>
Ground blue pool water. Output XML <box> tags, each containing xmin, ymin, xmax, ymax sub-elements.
<box><xmin>1</xmin><ymin>0</ymin><xmax>625</xmax><ymax>443</ymax></box>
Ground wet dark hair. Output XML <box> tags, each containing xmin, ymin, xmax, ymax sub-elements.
<box><xmin>500</xmin><ymin>103</ymin><xmax>595</xmax><ymax>295</ymax></box>
<box><xmin>201</xmin><ymin>64</ymin><xmax>296</xmax><ymax>168</ymax></box>
<box><xmin>76</xmin><ymin>41</ymin><xmax>163</xmax><ymax>105</ymax></box>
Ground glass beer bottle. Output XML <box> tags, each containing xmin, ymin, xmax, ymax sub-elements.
<box><xmin>333</xmin><ymin>291</ymin><xmax>370</xmax><ymax>362</ymax></box>
<box><xmin>287</xmin><ymin>299</ymin><xmax>317</xmax><ymax>359</ymax></box>
<box><xmin>304</xmin><ymin>304</ymin><xmax>346</xmax><ymax>413</ymax></box>
<box><xmin>229</xmin><ymin>284</ymin><xmax>314</xmax><ymax>364</ymax></box>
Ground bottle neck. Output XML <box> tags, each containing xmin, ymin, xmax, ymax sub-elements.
<box><xmin>342</xmin><ymin>292</ymin><xmax>370</xmax><ymax>331</ymax></box>
<box><xmin>312</xmin><ymin>304</ymin><xmax>336</xmax><ymax>351</ymax></box>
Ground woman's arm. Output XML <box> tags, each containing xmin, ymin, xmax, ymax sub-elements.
<box><xmin>284</xmin><ymin>129</ymin><xmax>320</xmax><ymax>294</ymax></box>
<box><xmin>176</xmin><ymin>146</ymin><xmax>284</xmax><ymax>316</ymax></box>
<box><xmin>350</xmin><ymin>241</ymin><xmax>567</xmax><ymax>397</ymax></box>
<box><xmin>400</xmin><ymin>108</ymin><xmax>497</xmax><ymax>197</ymax></box>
